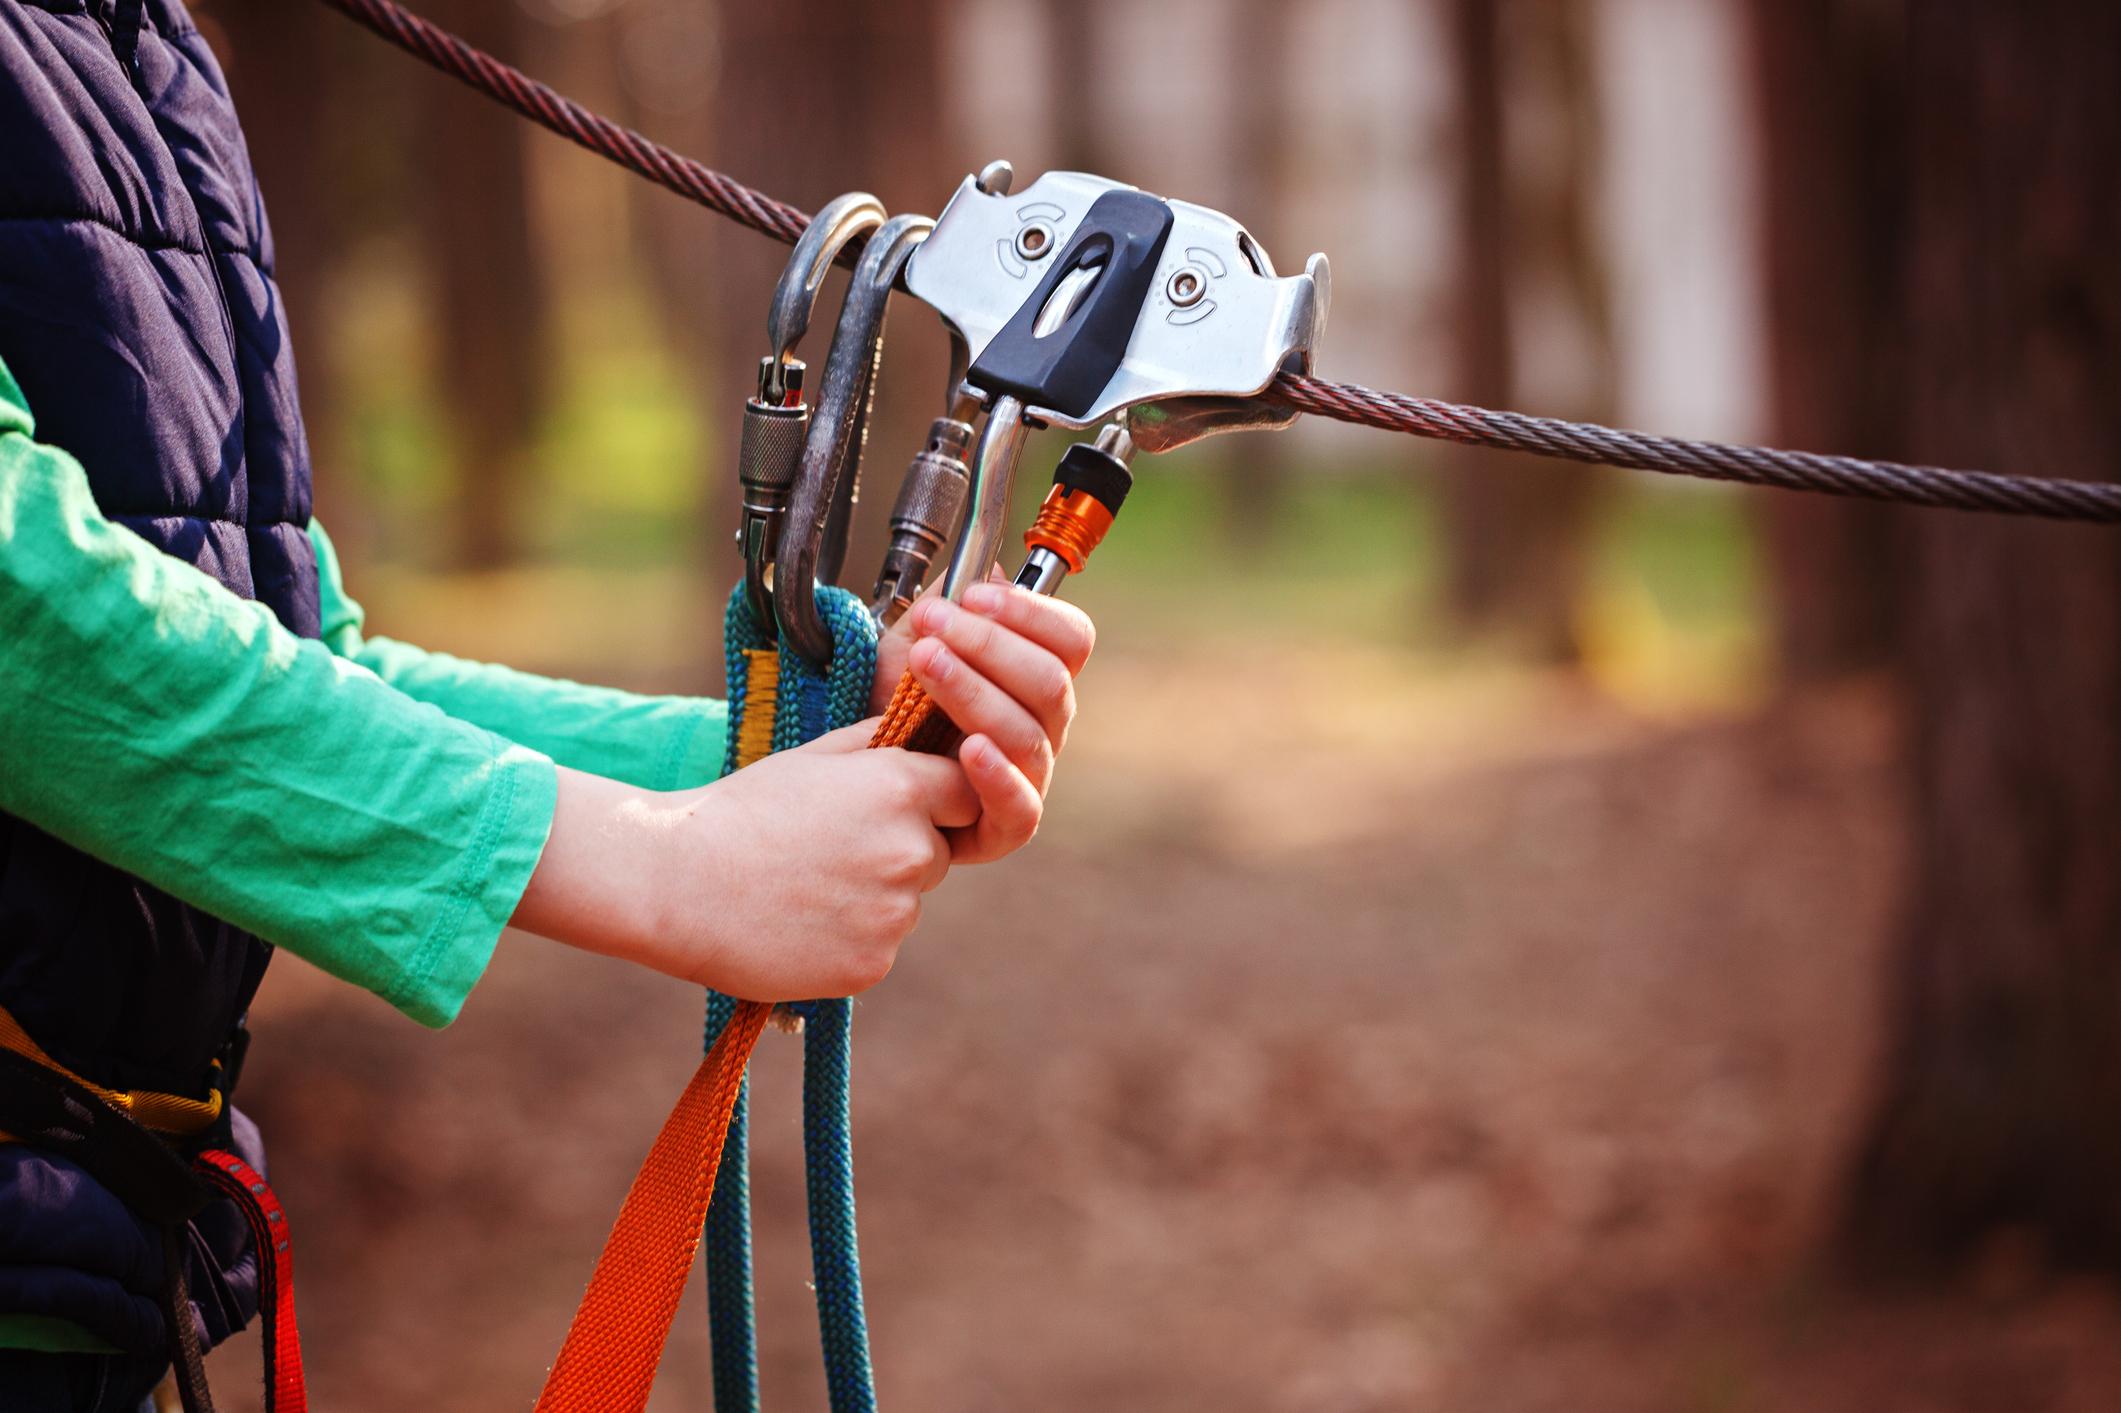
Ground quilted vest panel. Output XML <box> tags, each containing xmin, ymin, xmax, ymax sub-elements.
<box><xmin>0</xmin><ymin>0</ymin><xmax>314</xmax><ymax>1115</ymax></box>
<box><xmin>0</xmin><ymin>0</ymin><xmax>325</xmax><ymax>1353</ymax></box>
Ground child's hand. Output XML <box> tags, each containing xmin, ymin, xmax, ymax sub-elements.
<box><xmin>516</xmin><ymin>730</ymin><xmax>978</xmax><ymax>999</ymax></box>
<box><xmin>871</xmin><ymin>580</ymin><xmax>1096</xmax><ymax>865</ymax></box>
<box><xmin>513</xmin><ymin>581</ymin><xmax>1096</xmax><ymax>998</ymax></box>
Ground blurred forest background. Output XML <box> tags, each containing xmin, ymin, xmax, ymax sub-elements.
<box><xmin>185</xmin><ymin>0</ymin><xmax>2119</xmax><ymax>1409</ymax></box>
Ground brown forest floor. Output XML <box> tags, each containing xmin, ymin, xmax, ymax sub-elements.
<box><xmin>207</xmin><ymin>649</ymin><xmax>2121</xmax><ymax>1412</ymax></box>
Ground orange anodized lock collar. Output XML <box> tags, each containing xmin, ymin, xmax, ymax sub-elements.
<box><xmin>1015</xmin><ymin>427</ymin><xmax>1136</xmax><ymax>594</ymax></box>
<box><xmin>1024</xmin><ymin>484</ymin><xmax>1117</xmax><ymax>573</ymax></box>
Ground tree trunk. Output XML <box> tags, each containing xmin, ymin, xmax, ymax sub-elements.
<box><xmin>1044</xmin><ymin>0</ymin><xmax>1111</xmax><ymax>177</ymax></box>
<box><xmin>1440</xmin><ymin>0</ymin><xmax>1610</xmax><ymax>663</ymax></box>
<box><xmin>1217</xmin><ymin>0</ymin><xmax>1293</xmax><ymax>549</ymax></box>
<box><xmin>1744</xmin><ymin>0</ymin><xmax>1903</xmax><ymax>681</ymax></box>
<box><xmin>414</xmin><ymin>0</ymin><xmax>548</xmax><ymax>569</ymax></box>
<box><xmin>1836</xmin><ymin>3</ymin><xmax>2121</xmax><ymax>1277</ymax></box>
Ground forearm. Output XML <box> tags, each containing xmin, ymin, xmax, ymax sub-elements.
<box><xmin>0</xmin><ymin>412</ymin><xmax>554</xmax><ymax>1026</ymax></box>
<box><xmin>511</xmin><ymin>767</ymin><xmax>688</xmax><ymax>969</ymax></box>
<box><xmin>509</xmin><ymin>772</ymin><xmax>649</xmax><ymax>958</ymax></box>
<box><xmin>311</xmin><ymin>523</ymin><xmax>727</xmax><ymax>790</ymax></box>
<box><xmin>350</xmin><ymin>635</ymin><xmax>727</xmax><ymax>789</ymax></box>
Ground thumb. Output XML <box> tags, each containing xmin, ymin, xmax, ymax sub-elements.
<box><xmin>870</xmin><ymin>604</ymin><xmax>928</xmax><ymax>714</ymax></box>
<box><xmin>873</xmin><ymin>630</ymin><xmax>910</xmax><ymax>692</ymax></box>
<box><xmin>793</xmin><ymin>719</ymin><xmax>888</xmax><ymax>755</ymax></box>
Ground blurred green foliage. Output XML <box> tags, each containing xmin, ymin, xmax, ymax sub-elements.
<box><xmin>333</xmin><ymin>285</ymin><xmax>1763</xmax><ymax>710</ymax></box>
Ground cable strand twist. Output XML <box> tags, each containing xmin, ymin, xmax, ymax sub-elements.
<box><xmin>316</xmin><ymin>0</ymin><xmax>2121</xmax><ymax>525</ymax></box>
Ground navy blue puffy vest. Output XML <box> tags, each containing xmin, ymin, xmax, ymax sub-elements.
<box><xmin>0</xmin><ymin>0</ymin><xmax>317</xmax><ymax>1352</ymax></box>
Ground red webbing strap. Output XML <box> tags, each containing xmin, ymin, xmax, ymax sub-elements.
<box><xmin>535</xmin><ymin>998</ymin><xmax>772</xmax><ymax>1410</ymax></box>
<box><xmin>194</xmin><ymin>1149</ymin><xmax>306</xmax><ymax>1413</ymax></box>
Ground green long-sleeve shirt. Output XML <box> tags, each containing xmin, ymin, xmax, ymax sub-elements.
<box><xmin>0</xmin><ymin>355</ymin><xmax>731</xmax><ymax>1356</ymax></box>
<box><xmin>0</xmin><ymin>355</ymin><xmax>728</xmax><ymax>1027</ymax></box>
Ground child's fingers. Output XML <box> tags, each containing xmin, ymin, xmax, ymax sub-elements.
<box><xmin>907</xmin><ymin>637</ymin><xmax>1054</xmax><ymax>788</ymax></box>
<box><xmin>950</xmin><ymin>733</ymin><xmax>1043</xmax><ymax>863</ymax></box>
<box><xmin>796</xmin><ymin>719</ymin><xmax>890</xmax><ymax>754</ymax></box>
<box><xmin>916</xmin><ymin>826</ymin><xmax>955</xmax><ymax>893</ymax></box>
<box><xmin>909</xmin><ymin>597</ymin><xmax>1076</xmax><ymax>749</ymax></box>
<box><xmin>959</xmin><ymin>582</ymin><xmax>1095</xmax><ymax>675</ymax></box>
<box><xmin>890</xmin><ymin>749</ymin><xmax>982</xmax><ymax>830</ymax></box>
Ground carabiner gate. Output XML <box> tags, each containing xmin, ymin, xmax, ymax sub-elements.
<box><xmin>737</xmin><ymin>192</ymin><xmax>885</xmax><ymax>633</ymax></box>
<box><xmin>771</xmin><ymin>211</ymin><xmax>935</xmax><ymax>664</ymax></box>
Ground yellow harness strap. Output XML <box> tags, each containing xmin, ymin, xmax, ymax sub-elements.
<box><xmin>0</xmin><ymin>1002</ymin><xmax>224</xmax><ymax>1140</ymax></box>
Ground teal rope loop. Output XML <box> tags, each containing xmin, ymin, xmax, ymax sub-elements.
<box><xmin>705</xmin><ymin>583</ymin><xmax>881</xmax><ymax>1413</ymax></box>
<box><xmin>703</xmin><ymin>589</ymin><xmax>771</xmax><ymax>1411</ymax></box>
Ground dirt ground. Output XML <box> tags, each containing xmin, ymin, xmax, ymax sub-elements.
<box><xmin>205</xmin><ymin>645</ymin><xmax>2121</xmax><ymax>1412</ymax></box>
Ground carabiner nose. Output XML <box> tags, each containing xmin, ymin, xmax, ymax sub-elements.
<box><xmin>773</xmin><ymin>212</ymin><xmax>935</xmax><ymax>665</ymax></box>
<box><xmin>763</xmin><ymin>192</ymin><xmax>887</xmax><ymax>403</ymax></box>
<box><xmin>739</xmin><ymin>193</ymin><xmax>887</xmax><ymax>634</ymax></box>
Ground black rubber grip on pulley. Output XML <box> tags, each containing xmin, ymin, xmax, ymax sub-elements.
<box><xmin>1053</xmin><ymin>441</ymin><xmax>1133</xmax><ymax>514</ymax></box>
<box><xmin>968</xmin><ymin>190</ymin><xmax>1174</xmax><ymax>417</ymax></box>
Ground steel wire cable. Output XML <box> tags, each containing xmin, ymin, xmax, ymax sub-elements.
<box><xmin>1265</xmin><ymin>375</ymin><xmax>2121</xmax><ymax>520</ymax></box>
<box><xmin>316</xmin><ymin>0</ymin><xmax>2121</xmax><ymax>525</ymax></box>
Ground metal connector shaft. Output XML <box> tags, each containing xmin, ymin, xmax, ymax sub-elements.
<box><xmin>1013</xmin><ymin>547</ymin><xmax>1068</xmax><ymax>595</ymax></box>
<box><xmin>941</xmin><ymin>394</ymin><xmax>1033</xmax><ymax>601</ymax></box>
<box><xmin>871</xmin><ymin>416</ymin><xmax>973</xmax><ymax>624</ymax></box>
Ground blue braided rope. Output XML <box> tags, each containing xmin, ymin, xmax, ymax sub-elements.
<box><xmin>703</xmin><ymin>585</ymin><xmax>773</xmax><ymax>1412</ymax></box>
<box><xmin>703</xmin><ymin>991</ymin><xmax>758</xmax><ymax>1411</ymax></box>
<box><xmin>801</xmin><ymin>995</ymin><xmax>870</xmax><ymax>1410</ymax></box>
<box><xmin>782</xmin><ymin>589</ymin><xmax>881</xmax><ymax>1413</ymax></box>
<box><xmin>703</xmin><ymin>583</ymin><xmax>880</xmax><ymax>1412</ymax></box>
<box><xmin>767</xmin><ymin>590</ymin><xmax>876</xmax><ymax>756</ymax></box>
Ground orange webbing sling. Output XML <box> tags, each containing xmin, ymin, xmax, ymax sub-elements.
<box><xmin>869</xmin><ymin>671</ymin><xmax>957</xmax><ymax>755</ymax></box>
<box><xmin>533</xmin><ymin>666</ymin><xmax>941</xmax><ymax>1412</ymax></box>
<box><xmin>533</xmin><ymin>996</ymin><xmax>770</xmax><ymax>1408</ymax></box>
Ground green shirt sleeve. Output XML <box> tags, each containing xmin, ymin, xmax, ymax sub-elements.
<box><xmin>311</xmin><ymin>522</ymin><xmax>728</xmax><ymax>792</ymax></box>
<box><xmin>0</xmin><ymin>359</ymin><xmax>555</xmax><ymax>1027</ymax></box>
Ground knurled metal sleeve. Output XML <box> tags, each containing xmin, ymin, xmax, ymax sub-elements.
<box><xmin>737</xmin><ymin>405</ymin><xmax>809</xmax><ymax>492</ymax></box>
<box><xmin>886</xmin><ymin>451</ymin><xmax>970</xmax><ymax>535</ymax></box>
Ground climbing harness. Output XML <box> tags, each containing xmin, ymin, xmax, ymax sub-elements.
<box><xmin>0</xmin><ymin>1005</ymin><xmax>307</xmax><ymax>1412</ymax></box>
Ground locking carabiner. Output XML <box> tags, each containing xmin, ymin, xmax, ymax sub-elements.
<box><xmin>771</xmin><ymin>211</ymin><xmax>936</xmax><ymax>664</ymax></box>
<box><xmin>864</xmin><ymin>282</ymin><xmax>979</xmax><ymax>626</ymax></box>
<box><xmin>737</xmin><ymin>192</ymin><xmax>886</xmax><ymax>633</ymax></box>
<box><xmin>867</xmin><ymin>395</ymin><xmax>976</xmax><ymax>626</ymax></box>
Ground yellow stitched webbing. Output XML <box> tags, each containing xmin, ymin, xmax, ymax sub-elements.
<box><xmin>0</xmin><ymin>1002</ymin><xmax>224</xmax><ymax>1138</ymax></box>
<box><xmin>734</xmin><ymin>646</ymin><xmax>780</xmax><ymax>769</ymax></box>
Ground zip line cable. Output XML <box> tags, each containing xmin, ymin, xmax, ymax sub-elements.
<box><xmin>315</xmin><ymin>0</ymin><xmax>2121</xmax><ymax>525</ymax></box>
<box><xmin>1262</xmin><ymin>376</ymin><xmax>2121</xmax><ymax>520</ymax></box>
